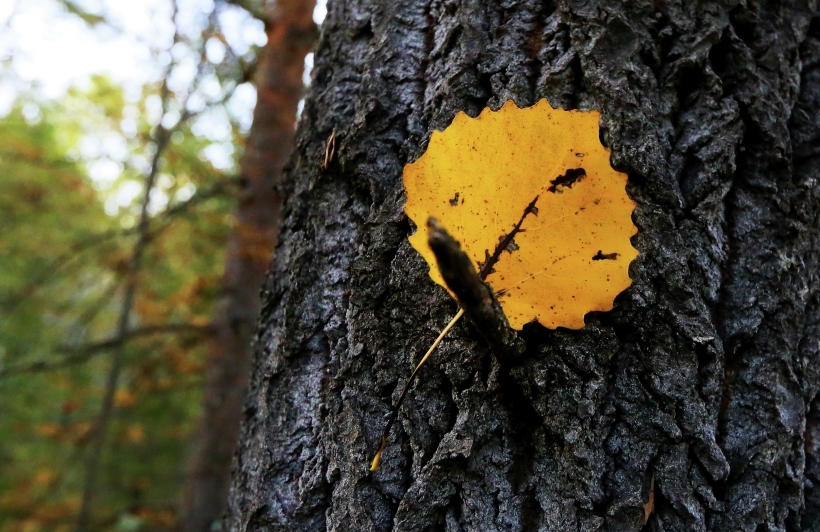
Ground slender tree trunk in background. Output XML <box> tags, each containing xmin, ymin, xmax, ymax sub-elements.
<box><xmin>180</xmin><ymin>1</ymin><xmax>317</xmax><ymax>530</ymax></box>
<box><xmin>227</xmin><ymin>1</ymin><xmax>820</xmax><ymax>530</ymax></box>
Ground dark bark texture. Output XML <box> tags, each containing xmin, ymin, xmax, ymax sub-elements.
<box><xmin>227</xmin><ymin>0</ymin><xmax>820</xmax><ymax>530</ymax></box>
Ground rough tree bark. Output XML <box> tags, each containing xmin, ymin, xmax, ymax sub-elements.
<box><xmin>180</xmin><ymin>1</ymin><xmax>316</xmax><ymax>530</ymax></box>
<box><xmin>227</xmin><ymin>1</ymin><xmax>820</xmax><ymax>530</ymax></box>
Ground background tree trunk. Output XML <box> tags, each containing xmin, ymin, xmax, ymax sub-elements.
<box><xmin>227</xmin><ymin>1</ymin><xmax>820</xmax><ymax>530</ymax></box>
<box><xmin>180</xmin><ymin>1</ymin><xmax>316</xmax><ymax>530</ymax></box>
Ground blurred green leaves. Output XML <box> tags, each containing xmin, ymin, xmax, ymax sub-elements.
<box><xmin>0</xmin><ymin>1</ymin><xmax>262</xmax><ymax>526</ymax></box>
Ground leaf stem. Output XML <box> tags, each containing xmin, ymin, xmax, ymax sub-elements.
<box><xmin>371</xmin><ymin>196</ymin><xmax>538</xmax><ymax>470</ymax></box>
<box><xmin>369</xmin><ymin>308</ymin><xmax>464</xmax><ymax>471</ymax></box>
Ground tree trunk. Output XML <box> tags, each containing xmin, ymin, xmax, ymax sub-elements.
<box><xmin>227</xmin><ymin>1</ymin><xmax>820</xmax><ymax>531</ymax></box>
<box><xmin>180</xmin><ymin>2</ymin><xmax>316</xmax><ymax>530</ymax></box>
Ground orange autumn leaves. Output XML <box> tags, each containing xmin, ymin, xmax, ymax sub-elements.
<box><xmin>404</xmin><ymin>99</ymin><xmax>637</xmax><ymax>329</ymax></box>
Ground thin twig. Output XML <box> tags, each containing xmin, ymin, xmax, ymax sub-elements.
<box><xmin>321</xmin><ymin>130</ymin><xmax>336</xmax><ymax>170</ymax></box>
<box><xmin>1</xmin><ymin>48</ymin><xmax>242</xmax><ymax>313</ymax></box>
<box><xmin>370</xmin><ymin>199</ymin><xmax>539</xmax><ymax>471</ymax></box>
<box><xmin>74</xmin><ymin>6</ymin><xmax>182</xmax><ymax>527</ymax></box>
<box><xmin>427</xmin><ymin>218</ymin><xmax>522</xmax><ymax>356</ymax></box>
<box><xmin>72</xmin><ymin>279</ymin><xmax>124</xmax><ymax>330</ymax></box>
<box><xmin>72</xmin><ymin>4</ymin><xmax>243</xmax><ymax>522</ymax></box>
<box><xmin>0</xmin><ymin>323</ymin><xmax>212</xmax><ymax>378</ymax></box>
<box><xmin>0</xmin><ymin>169</ymin><xmax>236</xmax><ymax>315</ymax></box>
<box><xmin>369</xmin><ymin>309</ymin><xmax>465</xmax><ymax>471</ymax></box>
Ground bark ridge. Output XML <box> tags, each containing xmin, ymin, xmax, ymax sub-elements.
<box><xmin>228</xmin><ymin>1</ymin><xmax>820</xmax><ymax>530</ymax></box>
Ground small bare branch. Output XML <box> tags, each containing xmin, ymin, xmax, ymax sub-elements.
<box><xmin>221</xmin><ymin>0</ymin><xmax>271</xmax><ymax>27</ymax></box>
<box><xmin>0</xmin><ymin>323</ymin><xmax>213</xmax><ymax>378</ymax></box>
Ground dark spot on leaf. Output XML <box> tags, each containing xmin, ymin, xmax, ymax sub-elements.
<box><xmin>479</xmin><ymin>249</ymin><xmax>493</xmax><ymax>276</ymax></box>
<box><xmin>501</xmin><ymin>236</ymin><xmax>519</xmax><ymax>254</ymax></box>
<box><xmin>449</xmin><ymin>192</ymin><xmax>460</xmax><ymax>206</ymax></box>
<box><xmin>478</xmin><ymin>195</ymin><xmax>539</xmax><ymax>280</ymax></box>
<box><xmin>593</xmin><ymin>250</ymin><xmax>619</xmax><ymax>260</ymax></box>
<box><xmin>548</xmin><ymin>168</ymin><xmax>586</xmax><ymax>193</ymax></box>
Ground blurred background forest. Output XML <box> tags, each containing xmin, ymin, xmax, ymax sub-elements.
<box><xmin>0</xmin><ymin>0</ymin><xmax>319</xmax><ymax>529</ymax></box>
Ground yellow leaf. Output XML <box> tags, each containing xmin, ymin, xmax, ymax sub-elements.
<box><xmin>37</xmin><ymin>423</ymin><xmax>61</xmax><ymax>439</ymax></box>
<box><xmin>115</xmin><ymin>388</ymin><xmax>137</xmax><ymax>408</ymax></box>
<box><xmin>404</xmin><ymin>99</ymin><xmax>638</xmax><ymax>329</ymax></box>
<box><xmin>33</xmin><ymin>469</ymin><xmax>57</xmax><ymax>487</ymax></box>
<box><xmin>126</xmin><ymin>424</ymin><xmax>145</xmax><ymax>444</ymax></box>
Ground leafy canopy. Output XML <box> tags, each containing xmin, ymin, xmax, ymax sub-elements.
<box><xmin>0</xmin><ymin>79</ymin><xmax>232</xmax><ymax>531</ymax></box>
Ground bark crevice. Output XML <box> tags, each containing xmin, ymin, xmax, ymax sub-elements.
<box><xmin>228</xmin><ymin>1</ymin><xmax>820</xmax><ymax>531</ymax></box>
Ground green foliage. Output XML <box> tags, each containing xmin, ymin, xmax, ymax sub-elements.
<box><xmin>0</xmin><ymin>75</ymin><xmax>240</xmax><ymax>531</ymax></box>
<box><xmin>0</xmin><ymin>0</ymin><xmax>275</xmax><ymax>524</ymax></box>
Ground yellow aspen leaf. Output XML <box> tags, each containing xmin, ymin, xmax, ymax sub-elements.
<box><xmin>404</xmin><ymin>99</ymin><xmax>638</xmax><ymax>329</ymax></box>
<box><xmin>371</xmin><ymin>100</ymin><xmax>638</xmax><ymax>472</ymax></box>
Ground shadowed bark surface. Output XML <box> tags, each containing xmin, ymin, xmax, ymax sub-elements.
<box><xmin>180</xmin><ymin>1</ymin><xmax>316</xmax><ymax>530</ymax></box>
<box><xmin>227</xmin><ymin>0</ymin><xmax>820</xmax><ymax>530</ymax></box>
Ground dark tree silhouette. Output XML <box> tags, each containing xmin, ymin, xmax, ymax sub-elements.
<box><xmin>180</xmin><ymin>1</ymin><xmax>316</xmax><ymax>530</ymax></box>
<box><xmin>227</xmin><ymin>1</ymin><xmax>820</xmax><ymax>530</ymax></box>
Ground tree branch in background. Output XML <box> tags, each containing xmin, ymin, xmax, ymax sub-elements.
<box><xmin>0</xmin><ymin>1</ymin><xmax>271</xmax><ymax>529</ymax></box>
<box><xmin>180</xmin><ymin>0</ymin><xmax>318</xmax><ymax>529</ymax></box>
<box><xmin>0</xmin><ymin>173</ymin><xmax>237</xmax><ymax>315</ymax></box>
<box><xmin>74</xmin><ymin>5</ymin><xmax>184</xmax><ymax>528</ymax></box>
<box><xmin>56</xmin><ymin>0</ymin><xmax>106</xmax><ymax>26</ymax></box>
<box><xmin>0</xmin><ymin>59</ymin><xmax>243</xmax><ymax>314</ymax></box>
<box><xmin>222</xmin><ymin>0</ymin><xmax>271</xmax><ymax>27</ymax></box>
<box><xmin>71</xmin><ymin>279</ymin><xmax>123</xmax><ymax>329</ymax></box>
<box><xmin>0</xmin><ymin>323</ymin><xmax>213</xmax><ymax>378</ymax></box>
